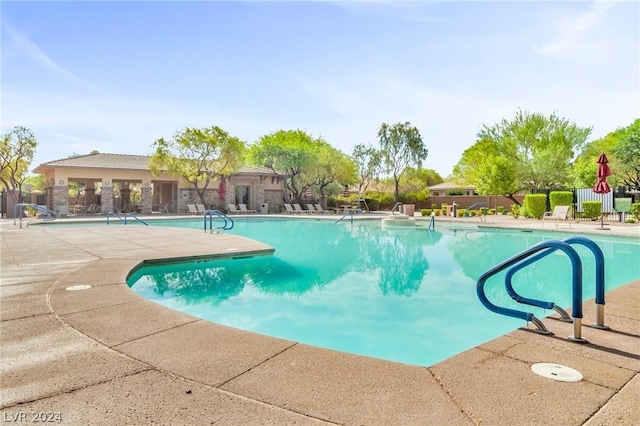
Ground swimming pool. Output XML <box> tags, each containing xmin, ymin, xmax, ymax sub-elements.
<box><xmin>128</xmin><ymin>218</ymin><xmax>640</xmax><ymax>366</ymax></box>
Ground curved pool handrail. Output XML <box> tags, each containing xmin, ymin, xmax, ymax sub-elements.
<box><xmin>334</xmin><ymin>210</ymin><xmax>354</xmax><ymax>225</ymax></box>
<box><xmin>13</xmin><ymin>203</ymin><xmax>58</xmax><ymax>228</ymax></box>
<box><xmin>504</xmin><ymin>236</ymin><xmax>607</xmax><ymax>328</ymax></box>
<box><xmin>391</xmin><ymin>202</ymin><xmax>403</xmax><ymax>215</ymax></box>
<box><xmin>463</xmin><ymin>201</ymin><xmax>487</xmax><ymax>217</ymax></box>
<box><xmin>107</xmin><ymin>211</ymin><xmax>149</xmax><ymax>226</ymax></box>
<box><xmin>477</xmin><ymin>239</ymin><xmax>584</xmax><ymax>340</ymax></box>
<box><xmin>205</xmin><ymin>209</ymin><xmax>234</xmax><ymax>232</ymax></box>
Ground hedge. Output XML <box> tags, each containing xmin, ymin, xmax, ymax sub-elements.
<box><xmin>524</xmin><ymin>194</ymin><xmax>547</xmax><ymax>219</ymax></box>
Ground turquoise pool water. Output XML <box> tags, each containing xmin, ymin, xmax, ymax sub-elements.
<box><xmin>128</xmin><ymin>218</ymin><xmax>640</xmax><ymax>366</ymax></box>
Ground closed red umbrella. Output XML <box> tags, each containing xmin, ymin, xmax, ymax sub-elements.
<box><xmin>218</xmin><ymin>179</ymin><xmax>226</xmax><ymax>201</ymax></box>
<box><xmin>593</xmin><ymin>153</ymin><xmax>611</xmax><ymax>229</ymax></box>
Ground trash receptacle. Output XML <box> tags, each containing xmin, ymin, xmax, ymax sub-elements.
<box><xmin>260</xmin><ymin>203</ymin><xmax>269</xmax><ymax>214</ymax></box>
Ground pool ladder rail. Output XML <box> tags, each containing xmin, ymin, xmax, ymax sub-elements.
<box><xmin>477</xmin><ymin>236</ymin><xmax>607</xmax><ymax>343</ymax></box>
<box><xmin>106</xmin><ymin>211</ymin><xmax>149</xmax><ymax>226</ymax></box>
<box><xmin>13</xmin><ymin>204</ymin><xmax>58</xmax><ymax>228</ymax></box>
<box><xmin>204</xmin><ymin>209</ymin><xmax>234</xmax><ymax>233</ymax></box>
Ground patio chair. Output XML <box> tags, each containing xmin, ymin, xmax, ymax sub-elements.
<box><xmin>293</xmin><ymin>203</ymin><xmax>309</xmax><ymax>214</ymax></box>
<box><xmin>196</xmin><ymin>204</ymin><xmax>207</xmax><ymax>214</ymax></box>
<box><xmin>239</xmin><ymin>203</ymin><xmax>257</xmax><ymax>214</ymax></box>
<box><xmin>227</xmin><ymin>204</ymin><xmax>241</xmax><ymax>215</ymax></box>
<box><xmin>306</xmin><ymin>204</ymin><xmax>318</xmax><ymax>214</ymax></box>
<box><xmin>187</xmin><ymin>204</ymin><xmax>198</xmax><ymax>215</ymax></box>
<box><xmin>542</xmin><ymin>205</ymin><xmax>571</xmax><ymax>228</ymax></box>
<box><xmin>283</xmin><ymin>203</ymin><xmax>296</xmax><ymax>214</ymax></box>
<box><xmin>314</xmin><ymin>203</ymin><xmax>333</xmax><ymax>214</ymax></box>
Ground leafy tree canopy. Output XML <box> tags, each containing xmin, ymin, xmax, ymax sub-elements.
<box><xmin>149</xmin><ymin>126</ymin><xmax>245</xmax><ymax>205</ymax></box>
<box><xmin>305</xmin><ymin>141</ymin><xmax>357</xmax><ymax>206</ymax></box>
<box><xmin>351</xmin><ymin>143</ymin><xmax>383</xmax><ymax>197</ymax></box>
<box><xmin>1</xmin><ymin>126</ymin><xmax>38</xmax><ymax>202</ymax></box>
<box><xmin>378</xmin><ymin>122</ymin><xmax>428</xmax><ymax>202</ymax></box>
<box><xmin>455</xmin><ymin>110</ymin><xmax>590</xmax><ymax>204</ymax></box>
<box><xmin>247</xmin><ymin>129</ymin><xmax>320</xmax><ymax>203</ymax></box>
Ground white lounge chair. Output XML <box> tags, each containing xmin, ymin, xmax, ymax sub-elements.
<box><xmin>239</xmin><ymin>203</ymin><xmax>256</xmax><ymax>214</ymax></box>
<box><xmin>306</xmin><ymin>204</ymin><xmax>317</xmax><ymax>214</ymax></box>
<box><xmin>283</xmin><ymin>203</ymin><xmax>295</xmax><ymax>214</ymax></box>
<box><xmin>314</xmin><ymin>203</ymin><xmax>330</xmax><ymax>214</ymax></box>
<box><xmin>196</xmin><ymin>204</ymin><xmax>207</xmax><ymax>214</ymax></box>
<box><xmin>187</xmin><ymin>204</ymin><xmax>198</xmax><ymax>215</ymax></box>
<box><xmin>293</xmin><ymin>203</ymin><xmax>308</xmax><ymax>214</ymax></box>
<box><xmin>227</xmin><ymin>204</ymin><xmax>241</xmax><ymax>215</ymax></box>
<box><xmin>542</xmin><ymin>205</ymin><xmax>571</xmax><ymax>228</ymax></box>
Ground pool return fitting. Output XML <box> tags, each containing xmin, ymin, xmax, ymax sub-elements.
<box><xmin>477</xmin><ymin>236</ymin><xmax>607</xmax><ymax>343</ymax></box>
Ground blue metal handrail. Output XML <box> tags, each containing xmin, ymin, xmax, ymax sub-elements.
<box><xmin>334</xmin><ymin>210</ymin><xmax>354</xmax><ymax>225</ymax></box>
<box><xmin>13</xmin><ymin>203</ymin><xmax>58</xmax><ymax>228</ymax></box>
<box><xmin>107</xmin><ymin>211</ymin><xmax>149</xmax><ymax>226</ymax></box>
<box><xmin>504</xmin><ymin>236</ymin><xmax>607</xmax><ymax>329</ymax></box>
<box><xmin>477</xmin><ymin>239</ymin><xmax>586</xmax><ymax>341</ymax></box>
<box><xmin>463</xmin><ymin>201</ymin><xmax>487</xmax><ymax>217</ymax></box>
<box><xmin>391</xmin><ymin>202</ymin><xmax>403</xmax><ymax>215</ymax></box>
<box><xmin>204</xmin><ymin>209</ymin><xmax>234</xmax><ymax>233</ymax></box>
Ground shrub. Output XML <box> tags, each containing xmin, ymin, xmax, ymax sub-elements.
<box><xmin>441</xmin><ymin>203</ymin><xmax>447</xmax><ymax>210</ymax></box>
<box><xmin>511</xmin><ymin>204</ymin><xmax>520</xmax><ymax>219</ymax></box>
<box><xmin>421</xmin><ymin>209</ymin><xmax>432</xmax><ymax>216</ymax></box>
<box><xmin>614</xmin><ymin>198</ymin><xmax>632</xmax><ymax>214</ymax></box>
<box><xmin>625</xmin><ymin>218</ymin><xmax>636</xmax><ymax>224</ymax></box>
<box><xmin>632</xmin><ymin>202</ymin><xmax>640</xmax><ymax>220</ymax></box>
<box><xmin>365</xmin><ymin>198</ymin><xmax>380</xmax><ymax>211</ymax></box>
<box><xmin>524</xmin><ymin>194</ymin><xmax>547</xmax><ymax>219</ymax></box>
<box><xmin>469</xmin><ymin>210</ymin><xmax>477</xmax><ymax>216</ymax></box>
<box><xmin>434</xmin><ymin>209</ymin><xmax>441</xmax><ymax>216</ymax></box>
<box><xmin>549</xmin><ymin>191</ymin><xmax>573</xmax><ymax>211</ymax></box>
<box><xmin>457</xmin><ymin>209</ymin><xmax>464</xmax><ymax>217</ymax></box>
<box><xmin>431</xmin><ymin>203</ymin><xmax>437</xmax><ymax>209</ymax></box>
<box><xmin>487</xmin><ymin>209</ymin><xmax>495</xmax><ymax>215</ymax></box>
<box><xmin>497</xmin><ymin>205</ymin><xmax>504</xmax><ymax>214</ymax></box>
<box><xmin>582</xmin><ymin>201</ymin><xmax>602</xmax><ymax>220</ymax></box>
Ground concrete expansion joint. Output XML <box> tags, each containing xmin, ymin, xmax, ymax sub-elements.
<box><xmin>426</xmin><ymin>367</ymin><xmax>473</xmax><ymax>424</ymax></box>
<box><xmin>215</xmin><ymin>342</ymin><xmax>300</xmax><ymax>389</ymax></box>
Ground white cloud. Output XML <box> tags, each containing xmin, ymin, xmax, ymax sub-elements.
<box><xmin>534</xmin><ymin>1</ymin><xmax>620</xmax><ymax>56</ymax></box>
<box><xmin>1</xmin><ymin>19</ymin><xmax>103</xmax><ymax>92</ymax></box>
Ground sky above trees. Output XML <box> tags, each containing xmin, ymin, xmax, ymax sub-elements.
<box><xmin>1</xmin><ymin>1</ymin><xmax>638</xmax><ymax>177</ymax></box>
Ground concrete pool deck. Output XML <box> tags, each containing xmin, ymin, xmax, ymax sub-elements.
<box><xmin>1</xmin><ymin>214</ymin><xmax>638</xmax><ymax>425</ymax></box>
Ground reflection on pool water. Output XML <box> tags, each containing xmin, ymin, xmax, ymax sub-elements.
<box><xmin>128</xmin><ymin>219</ymin><xmax>640</xmax><ymax>366</ymax></box>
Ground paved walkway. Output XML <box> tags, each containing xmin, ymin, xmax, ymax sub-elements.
<box><xmin>1</xmin><ymin>214</ymin><xmax>638</xmax><ymax>425</ymax></box>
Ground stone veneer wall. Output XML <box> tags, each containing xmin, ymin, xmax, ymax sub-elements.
<box><xmin>52</xmin><ymin>186</ymin><xmax>69</xmax><ymax>213</ymax></box>
<box><xmin>141</xmin><ymin>186</ymin><xmax>153</xmax><ymax>214</ymax></box>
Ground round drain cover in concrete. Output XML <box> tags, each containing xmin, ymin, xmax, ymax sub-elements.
<box><xmin>531</xmin><ymin>363</ymin><xmax>583</xmax><ymax>382</ymax></box>
<box><xmin>66</xmin><ymin>285</ymin><xmax>92</xmax><ymax>291</ymax></box>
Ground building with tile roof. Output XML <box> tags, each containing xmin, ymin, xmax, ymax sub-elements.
<box><xmin>32</xmin><ymin>153</ymin><xmax>284</xmax><ymax>215</ymax></box>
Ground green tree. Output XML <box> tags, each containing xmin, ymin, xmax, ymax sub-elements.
<box><xmin>149</xmin><ymin>126</ymin><xmax>245</xmax><ymax>205</ymax></box>
<box><xmin>377</xmin><ymin>122</ymin><xmax>428</xmax><ymax>202</ymax></box>
<box><xmin>612</xmin><ymin>119</ymin><xmax>640</xmax><ymax>187</ymax></box>
<box><xmin>1</xmin><ymin>126</ymin><xmax>38</xmax><ymax>205</ymax></box>
<box><xmin>351</xmin><ymin>143</ymin><xmax>383</xmax><ymax>197</ymax></box>
<box><xmin>247</xmin><ymin>129</ymin><xmax>318</xmax><ymax>204</ymax></box>
<box><xmin>307</xmin><ymin>141</ymin><xmax>357</xmax><ymax>207</ymax></box>
<box><xmin>455</xmin><ymin>110</ymin><xmax>591</xmax><ymax>205</ymax></box>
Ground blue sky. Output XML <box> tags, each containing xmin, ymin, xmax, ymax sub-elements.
<box><xmin>2</xmin><ymin>0</ymin><xmax>638</xmax><ymax>177</ymax></box>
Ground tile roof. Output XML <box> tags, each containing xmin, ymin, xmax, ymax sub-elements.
<box><xmin>36</xmin><ymin>153</ymin><xmax>151</xmax><ymax>170</ymax></box>
<box><xmin>33</xmin><ymin>153</ymin><xmax>278</xmax><ymax>175</ymax></box>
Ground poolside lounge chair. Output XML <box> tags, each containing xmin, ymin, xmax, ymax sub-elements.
<box><xmin>158</xmin><ymin>203</ymin><xmax>169</xmax><ymax>213</ymax></box>
<box><xmin>283</xmin><ymin>203</ymin><xmax>295</xmax><ymax>214</ymax></box>
<box><xmin>542</xmin><ymin>205</ymin><xmax>571</xmax><ymax>228</ymax></box>
<box><xmin>314</xmin><ymin>203</ymin><xmax>333</xmax><ymax>214</ymax></box>
<box><xmin>187</xmin><ymin>204</ymin><xmax>198</xmax><ymax>215</ymax></box>
<box><xmin>196</xmin><ymin>204</ymin><xmax>207</xmax><ymax>214</ymax></box>
<box><xmin>239</xmin><ymin>203</ymin><xmax>256</xmax><ymax>214</ymax></box>
<box><xmin>227</xmin><ymin>204</ymin><xmax>241</xmax><ymax>215</ymax></box>
<box><xmin>306</xmin><ymin>204</ymin><xmax>317</xmax><ymax>214</ymax></box>
<box><xmin>293</xmin><ymin>203</ymin><xmax>308</xmax><ymax>214</ymax></box>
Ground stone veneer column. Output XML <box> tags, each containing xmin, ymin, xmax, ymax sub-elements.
<box><xmin>52</xmin><ymin>185</ymin><xmax>69</xmax><ymax>213</ymax></box>
<box><xmin>141</xmin><ymin>182</ymin><xmax>152</xmax><ymax>214</ymax></box>
<box><xmin>101</xmin><ymin>181</ymin><xmax>113</xmax><ymax>214</ymax></box>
